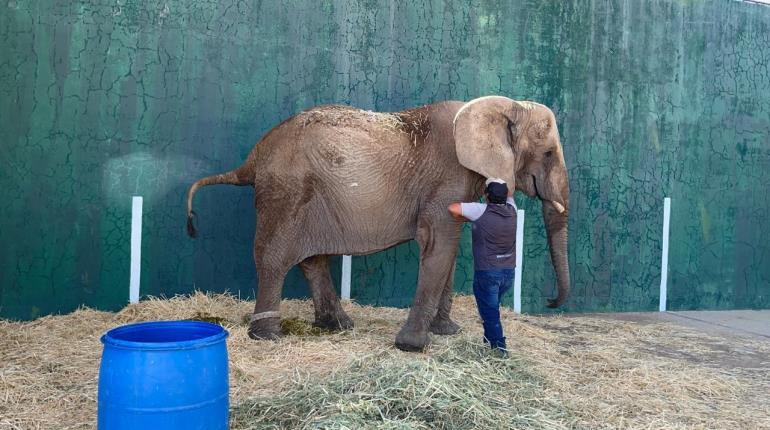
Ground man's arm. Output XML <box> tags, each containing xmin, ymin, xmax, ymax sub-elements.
<box><xmin>448</xmin><ymin>202</ymin><xmax>486</xmax><ymax>222</ymax></box>
<box><xmin>448</xmin><ymin>202</ymin><xmax>467</xmax><ymax>221</ymax></box>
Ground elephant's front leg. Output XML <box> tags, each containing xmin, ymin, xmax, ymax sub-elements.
<box><xmin>429</xmin><ymin>261</ymin><xmax>462</xmax><ymax>336</ymax></box>
<box><xmin>395</xmin><ymin>219</ymin><xmax>461</xmax><ymax>352</ymax></box>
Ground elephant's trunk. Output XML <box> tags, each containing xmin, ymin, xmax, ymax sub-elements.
<box><xmin>543</xmin><ymin>201</ymin><xmax>570</xmax><ymax>308</ymax></box>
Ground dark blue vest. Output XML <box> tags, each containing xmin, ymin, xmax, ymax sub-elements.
<box><xmin>471</xmin><ymin>203</ymin><xmax>517</xmax><ymax>271</ymax></box>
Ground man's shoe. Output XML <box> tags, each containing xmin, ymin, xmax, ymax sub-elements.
<box><xmin>491</xmin><ymin>347</ymin><xmax>509</xmax><ymax>359</ymax></box>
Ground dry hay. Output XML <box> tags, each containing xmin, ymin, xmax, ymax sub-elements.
<box><xmin>231</xmin><ymin>342</ymin><xmax>569</xmax><ymax>430</ymax></box>
<box><xmin>296</xmin><ymin>105</ymin><xmax>430</xmax><ymax>147</ymax></box>
<box><xmin>298</xmin><ymin>105</ymin><xmax>405</xmax><ymax>132</ymax></box>
<box><xmin>2</xmin><ymin>293</ymin><xmax>769</xmax><ymax>429</ymax></box>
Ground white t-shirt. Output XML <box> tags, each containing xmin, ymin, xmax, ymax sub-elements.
<box><xmin>460</xmin><ymin>197</ymin><xmax>517</xmax><ymax>221</ymax></box>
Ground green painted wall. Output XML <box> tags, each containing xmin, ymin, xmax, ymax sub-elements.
<box><xmin>1</xmin><ymin>0</ymin><xmax>769</xmax><ymax>319</ymax></box>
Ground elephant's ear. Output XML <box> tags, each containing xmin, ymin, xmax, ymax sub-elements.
<box><xmin>453</xmin><ymin>96</ymin><xmax>518</xmax><ymax>188</ymax></box>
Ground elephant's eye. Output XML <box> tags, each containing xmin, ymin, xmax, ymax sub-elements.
<box><xmin>544</xmin><ymin>151</ymin><xmax>553</xmax><ymax>158</ymax></box>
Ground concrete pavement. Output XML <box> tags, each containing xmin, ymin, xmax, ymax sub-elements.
<box><xmin>579</xmin><ymin>309</ymin><xmax>770</xmax><ymax>341</ymax></box>
<box><xmin>666</xmin><ymin>310</ymin><xmax>770</xmax><ymax>340</ymax></box>
<box><xmin>562</xmin><ymin>309</ymin><xmax>770</xmax><ymax>369</ymax></box>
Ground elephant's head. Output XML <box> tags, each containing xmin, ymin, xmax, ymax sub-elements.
<box><xmin>453</xmin><ymin>96</ymin><xmax>570</xmax><ymax>308</ymax></box>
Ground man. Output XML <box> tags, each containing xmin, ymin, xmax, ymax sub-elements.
<box><xmin>448</xmin><ymin>178</ymin><xmax>517</xmax><ymax>353</ymax></box>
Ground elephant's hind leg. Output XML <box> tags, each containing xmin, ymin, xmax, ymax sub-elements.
<box><xmin>247</xmin><ymin>265</ymin><xmax>287</xmax><ymax>340</ymax></box>
<box><xmin>429</xmin><ymin>262</ymin><xmax>462</xmax><ymax>336</ymax></box>
<box><xmin>299</xmin><ymin>255</ymin><xmax>354</xmax><ymax>330</ymax></box>
<box><xmin>248</xmin><ymin>226</ymin><xmax>297</xmax><ymax>340</ymax></box>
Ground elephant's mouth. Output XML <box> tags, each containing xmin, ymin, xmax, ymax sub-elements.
<box><xmin>532</xmin><ymin>175</ymin><xmax>566</xmax><ymax>214</ymax></box>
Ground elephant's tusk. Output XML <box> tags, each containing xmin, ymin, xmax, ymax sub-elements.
<box><xmin>551</xmin><ymin>201</ymin><xmax>566</xmax><ymax>214</ymax></box>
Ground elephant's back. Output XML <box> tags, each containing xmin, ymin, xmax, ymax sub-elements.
<box><xmin>249</xmin><ymin>102</ymin><xmax>465</xmax><ymax>190</ymax></box>
<box><xmin>271</xmin><ymin>105</ymin><xmax>419</xmax><ymax>173</ymax></box>
<box><xmin>252</xmin><ymin>102</ymin><xmax>461</xmax><ymax>155</ymax></box>
<box><xmin>244</xmin><ymin>101</ymin><xmax>468</xmax><ymax>255</ymax></box>
<box><xmin>249</xmin><ymin>105</ymin><xmax>411</xmax><ymax>166</ymax></box>
<box><xmin>295</xmin><ymin>105</ymin><xmax>405</xmax><ymax>131</ymax></box>
<box><xmin>252</xmin><ymin>105</ymin><xmax>423</xmax><ymax>247</ymax></box>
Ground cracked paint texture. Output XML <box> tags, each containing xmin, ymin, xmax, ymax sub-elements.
<box><xmin>1</xmin><ymin>0</ymin><xmax>768</xmax><ymax>319</ymax></box>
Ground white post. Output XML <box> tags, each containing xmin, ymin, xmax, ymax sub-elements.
<box><xmin>659</xmin><ymin>197</ymin><xmax>671</xmax><ymax>312</ymax></box>
<box><xmin>514</xmin><ymin>209</ymin><xmax>525</xmax><ymax>314</ymax></box>
<box><xmin>129</xmin><ymin>196</ymin><xmax>143</xmax><ymax>304</ymax></box>
<box><xmin>341</xmin><ymin>255</ymin><xmax>352</xmax><ymax>300</ymax></box>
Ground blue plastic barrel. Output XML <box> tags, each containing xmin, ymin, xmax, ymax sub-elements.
<box><xmin>98</xmin><ymin>321</ymin><xmax>229</xmax><ymax>429</ymax></box>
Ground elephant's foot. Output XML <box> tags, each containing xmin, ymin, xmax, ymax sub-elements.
<box><xmin>247</xmin><ymin>316</ymin><xmax>282</xmax><ymax>340</ymax></box>
<box><xmin>313</xmin><ymin>310</ymin><xmax>354</xmax><ymax>331</ymax></box>
<box><xmin>395</xmin><ymin>326</ymin><xmax>430</xmax><ymax>352</ymax></box>
<box><xmin>429</xmin><ymin>317</ymin><xmax>461</xmax><ymax>335</ymax></box>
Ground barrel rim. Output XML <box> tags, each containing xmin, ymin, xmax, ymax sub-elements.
<box><xmin>101</xmin><ymin>320</ymin><xmax>229</xmax><ymax>351</ymax></box>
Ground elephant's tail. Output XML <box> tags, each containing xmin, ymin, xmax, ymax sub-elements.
<box><xmin>186</xmin><ymin>164</ymin><xmax>254</xmax><ymax>238</ymax></box>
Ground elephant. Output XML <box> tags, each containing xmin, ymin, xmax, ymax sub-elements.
<box><xmin>186</xmin><ymin>95</ymin><xmax>570</xmax><ymax>352</ymax></box>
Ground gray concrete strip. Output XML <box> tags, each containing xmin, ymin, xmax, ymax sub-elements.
<box><xmin>544</xmin><ymin>310</ymin><xmax>770</xmax><ymax>369</ymax></box>
<box><xmin>562</xmin><ymin>310</ymin><xmax>770</xmax><ymax>343</ymax></box>
<box><xmin>668</xmin><ymin>310</ymin><xmax>770</xmax><ymax>339</ymax></box>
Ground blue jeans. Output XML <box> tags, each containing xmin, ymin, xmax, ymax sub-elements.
<box><xmin>473</xmin><ymin>269</ymin><xmax>514</xmax><ymax>350</ymax></box>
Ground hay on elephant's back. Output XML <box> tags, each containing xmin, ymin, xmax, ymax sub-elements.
<box><xmin>296</xmin><ymin>105</ymin><xmax>431</xmax><ymax>147</ymax></box>
<box><xmin>2</xmin><ymin>293</ymin><xmax>769</xmax><ymax>430</ymax></box>
<box><xmin>298</xmin><ymin>105</ymin><xmax>405</xmax><ymax>131</ymax></box>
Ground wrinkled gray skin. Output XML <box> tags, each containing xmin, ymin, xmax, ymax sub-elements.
<box><xmin>186</xmin><ymin>96</ymin><xmax>570</xmax><ymax>352</ymax></box>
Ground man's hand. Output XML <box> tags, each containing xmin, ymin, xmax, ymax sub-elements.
<box><xmin>448</xmin><ymin>203</ymin><xmax>467</xmax><ymax>221</ymax></box>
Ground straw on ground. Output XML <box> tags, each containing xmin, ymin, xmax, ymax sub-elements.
<box><xmin>1</xmin><ymin>293</ymin><xmax>768</xmax><ymax>429</ymax></box>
